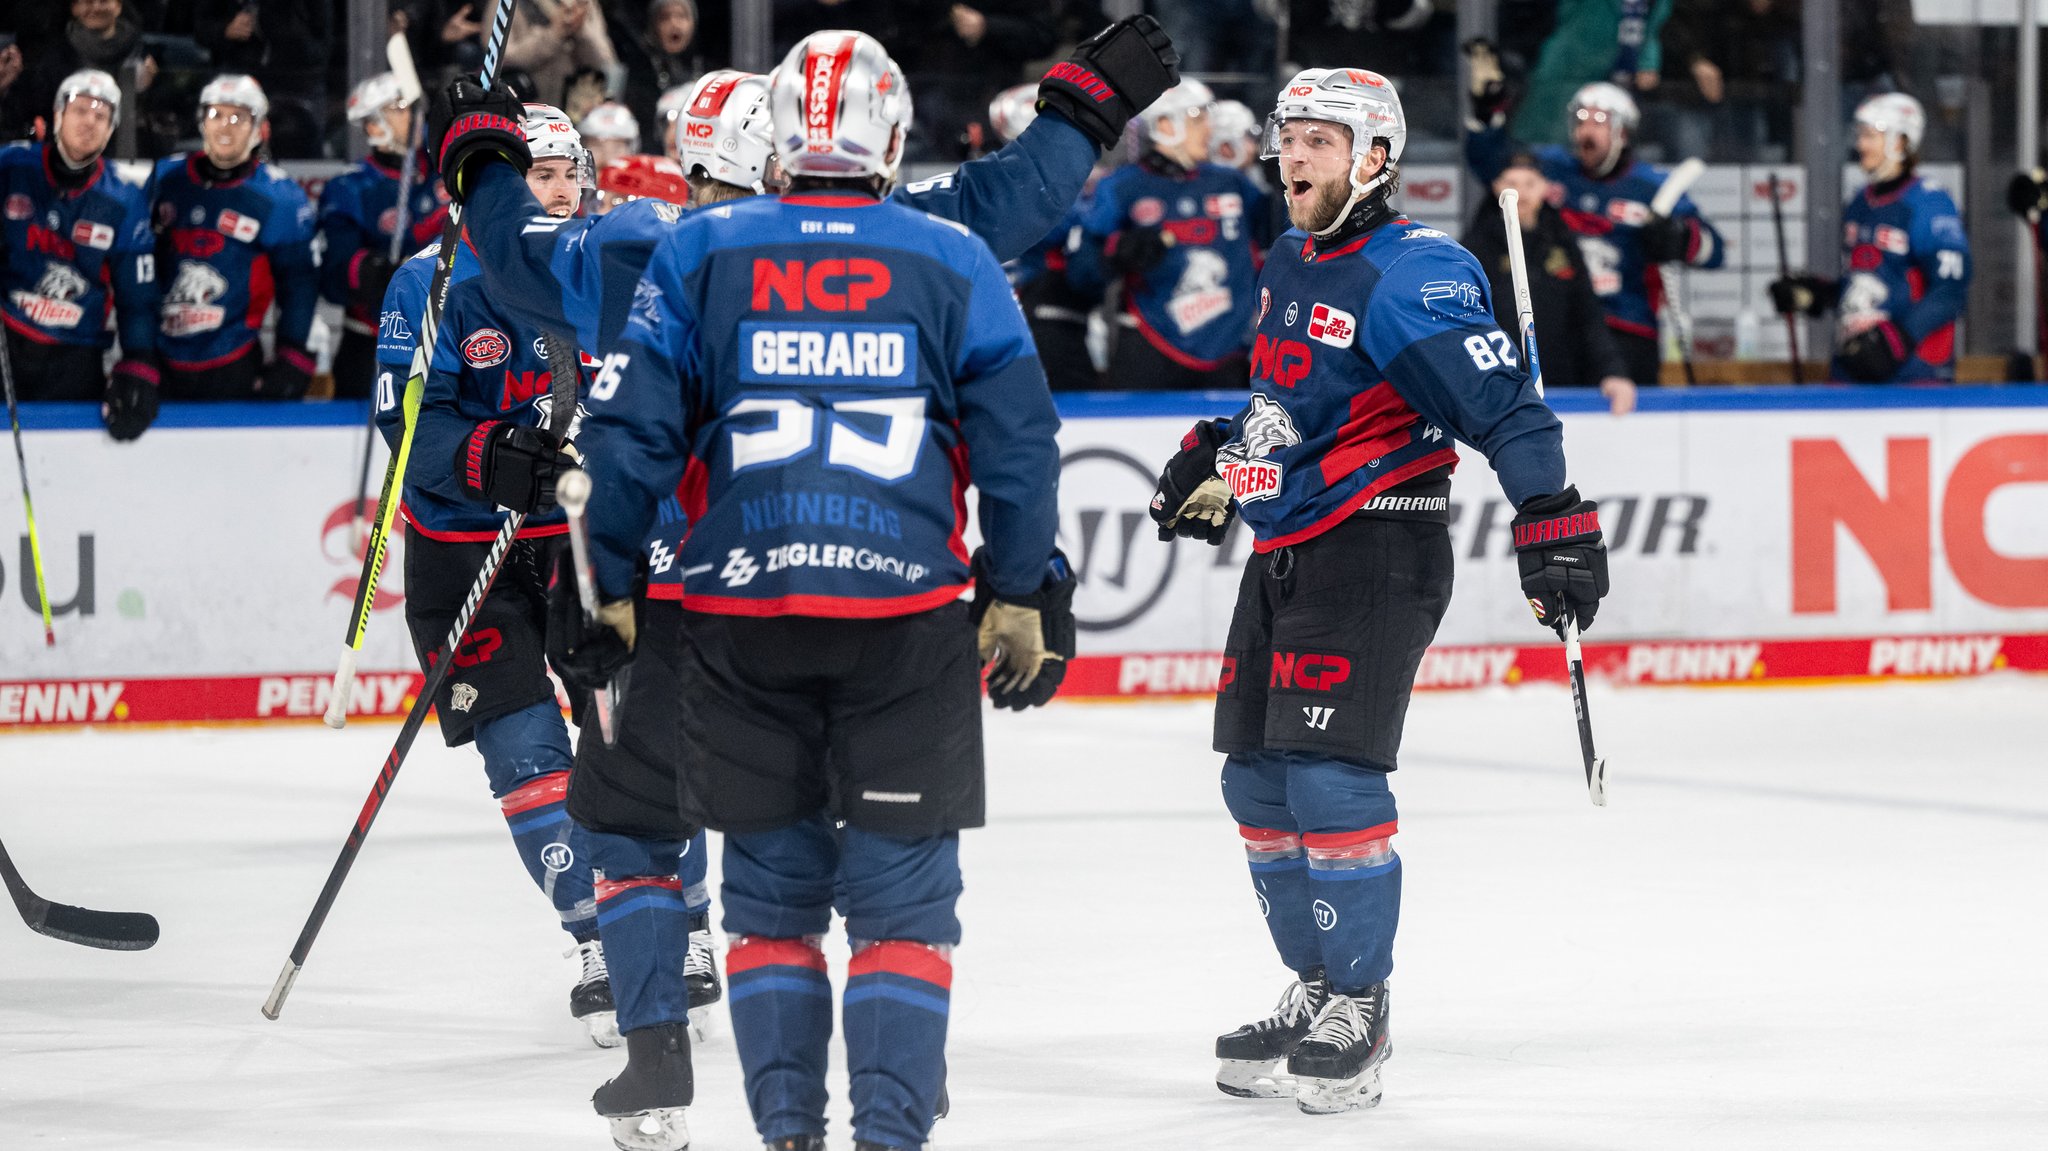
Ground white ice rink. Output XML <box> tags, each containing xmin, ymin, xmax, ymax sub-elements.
<box><xmin>3</xmin><ymin>678</ymin><xmax>2045</xmax><ymax>1150</ymax></box>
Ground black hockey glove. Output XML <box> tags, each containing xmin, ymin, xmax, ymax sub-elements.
<box><xmin>970</xmin><ymin>548</ymin><xmax>1077</xmax><ymax>711</ymax></box>
<box><xmin>1462</xmin><ymin>38</ymin><xmax>1510</xmax><ymax>129</ymax></box>
<box><xmin>1036</xmin><ymin>15</ymin><xmax>1180</xmax><ymax>151</ymax></box>
<box><xmin>1512</xmin><ymin>486</ymin><xmax>1609</xmax><ymax>637</ymax></box>
<box><xmin>458</xmin><ymin>420</ymin><xmax>574</xmax><ymax>513</ymax></box>
<box><xmin>1768</xmin><ymin>273</ymin><xmax>1838</xmax><ymax>318</ymax></box>
<box><xmin>101</xmin><ymin>357</ymin><xmax>159</xmax><ymax>442</ymax></box>
<box><xmin>1107</xmin><ymin>226</ymin><xmax>1174</xmax><ymax>276</ymax></box>
<box><xmin>1838</xmin><ymin>321</ymin><xmax>1908</xmax><ymax>382</ymax></box>
<box><xmin>254</xmin><ymin>345</ymin><xmax>316</xmax><ymax>399</ymax></box>
<box><xmin>351</xmin><ymin>251</ymin><xmax>398</xmax><ymax>313</ymax></box>
<box><xmin>1640</xmin><ymin>214</ymin><xmax>1697</xmax><ymax>264</ymax></box>
<box><xmin>1149</xmin><ymin>419</ymin><xmax>1235</xmax><ymax>545</ymax></box>
<box><xmin>429</xmin><ymin>78</ymin><xmax>530</xmax><ymax>202</ymax></box>
<box><xmin>546</xmin><ymin>549</ymin><xmax>638</xmax><ymax>695</ymax></box>
<box><xmin>2008</xmin><ymin>168</ymin><xmax>2048</xmax><ymax>218</ymax></box>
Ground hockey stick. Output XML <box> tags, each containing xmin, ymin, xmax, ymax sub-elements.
<box><xmin>1649</xmin><ymin>158</ymin><xmax>1705</xmax><ymax>387</ymax></box>
<box><xmin>325</xmin><ymin>0</ymin><xmax>516</xmax><ymax>729</ymax></box>
<box><xmin>0</xmin><ymin>334</ymin><xmax>56</xmax><ymax>646</ymax></box>
<box><xmin>2</xmin><ymin>827</ymin><xmax>159</xmax><ymax>950</ymax></box>
<box><xmin>1501</xmin><ymin>187</ymin><xmax>1609</xmax><ymax>808</ymax></box>
<box><xmin>1767</xmin><ymin>174</ymin><xmax>1805</xmax><ymax>385</ymax></box>
<box><xmin>348</xmin><ymin>34</ymin><xmax>428</xmax><ymax>556</ymax></box>
<box><xmin>556</xmin><ymin>468</ymin><xmax>621</xmax><ymax>747</ymax></box>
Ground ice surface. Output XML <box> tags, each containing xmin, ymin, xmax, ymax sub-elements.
<box><xmin>3</xmin><ymin>679</ymin><xmax>2046</xmax><ymax>1149</ymax></box>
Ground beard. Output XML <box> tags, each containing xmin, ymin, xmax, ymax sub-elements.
<box><xmin>1287</xmin><ymin>174</ymin><xmax>1354</xmax><ymax>233</ymax></box>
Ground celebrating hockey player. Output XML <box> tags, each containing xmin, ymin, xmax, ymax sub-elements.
<box><xmin>318</xmin><ymin>71</ymin><xmax>446</xmax><ymax>399</ymax></box>
<box><xmin>1070</xmin><ymin>78</ymin><xmax>1272</xmax><ymax>390</ymax></box>
<box><xmin>151</xmin><ymin>75</ymin><xmax>318</xmax><ymax>400</ymax></box>
<box><xmin>0</xmin><ymin>69</ymin><xmax>159</xmax><ymax>438</ymax></box>
<box><xmin>425</xmin><ymin>17</ymin><xmax>1179</xmax><ymax>1148</ymax></box>
<box><xmin>1151</xmin><ymin>68</ymin><xmax>1610</xmax><ymax>1116</ymax></box>
<box><xmin>1770</xmin><ymin>93</ymin><xmax>1971</xmax><ymax>383</ymax></box>
<box><xmin>1466</xmin><ymin>66</ymin><xmax>1725</xmax><ymax>386</ymax></box>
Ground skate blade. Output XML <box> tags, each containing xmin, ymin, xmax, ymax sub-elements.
<box><xmin>604</xmin><ymin>1108</ymin><xmax>689</xmax><ymax>1151</ymax></box>
<box><xmin>1293</xmin><ymin>1066</ymin><xmax>1384</xmax><ymax>1115</ymax></box>
<box><xmin>583</xmin><ymin>1009</ymin><xmax>624</xmax><ymax>1049</ymax></box>
<box><xmin>686</xmin><ymin>1003</ymin><xmax>716</xmax><ymax>1044</ymax></box>
<box><xmin>1216</xmin><ymin>1058</ymin><xmax>1296</xmax><ymax>1099</ymax></box>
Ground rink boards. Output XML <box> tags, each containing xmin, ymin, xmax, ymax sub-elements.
<box><xmin>2</xmin><ymin>387</ymin><xmax>2044</xmax><ymax>725</ymax></box>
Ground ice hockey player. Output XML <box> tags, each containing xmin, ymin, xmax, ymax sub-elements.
<box><xmin>1465</xmin><ymin>60</ymin><xmax>1725</xmax><ymax>387</ymax></box>
<box><xmin>1770</xmin><ymin>93</ymin><xmax>1971</xmax><ymax>383</ymax></box>
<box><xmin>425</xmin><ymin>19</ymin><xmax>1178</xmax><ymax>1148</ymax></box>
<box><xmin>1070</xmin><ymin>78</ymin><xmax>1272</xmax><ymax>390</ymax></box>
<box><xmin>987</xmin><ymin>81</ymin><xmax>1102</xmax><ymax>391</ymax></box>
<box><xmin>564</xmin><ymin>31</ymin><xmax>1073</xmax><ymax>1151</ymax></box>
<box><xmin>595</xmin><ymin>153</ymin><xmax>692</xmax><ymax>214</ymax></box>
<box><xmin>1149</xmin><ymin>68</ymin><xmax>1610</xmax><ymax>1116</ymax></box>
<box><xmin>578</xmin><ymin>103</ymin><xmax>642</xmax><ymax>204</ymax></box>
<box><xmin>0</xmin><ymin>69</ymin><xmax>159</xmax><ymax>438</ymax></box>
<box><xmin>373</xmin><ymin>103</ymin><xmax>624</xmax><ymax>1051</ymax></box>
<box><xmin>150</xmin><ymin>75</ymin><xmax>318</xmax><ymax>400</ymax></box>
<box><xmin>318</xmin><ymin>72</ymin><xmax>446</xmax><ymax>399</ymax></box>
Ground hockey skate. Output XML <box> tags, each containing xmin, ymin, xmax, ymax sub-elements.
<box><xmin>1214</xmin><ymin>967</ymin><xmax>1331</xmax><ymax>1099</ymax></box>
<box><xmin>683</xmin><ymin>920</ymin><xmax>722</xmax><ymax>1041</ymax></box>
<box><xmin>1288</xmin><ymin>983</ymin><xmax>1391</xmax><ymax>1115</ymax></box>
<box><xmin>571</xmin><ymin>938</ymin><xmax>624</xmax><ymax>1048</ymax></box>
<box><xmin>763</xmin><ymin>1137</ymin><xmax>825</xmax><ymax>1151</ymax></box>
<box><xmin>594</xmin><ymin>1022</ymin><xmax>692</xmax><ymax>1151</ymax></box>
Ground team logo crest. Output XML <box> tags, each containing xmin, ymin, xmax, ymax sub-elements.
<box><xmin>1214</xmin><ymin>394</ymin><xmax>1302</xmax><ymax>504</ymax></box>
<box><xmin>1166</xmin><ymin>249</ymin><xmax>1233</xmax><ymax>334</ymax></box>
<box><xmin>462</xmin><ymin>328</ymin><xmax>512</xmax><ymax>368</ymax></box>
<box><xmin>1131</xmin><ymin>197</ymin><xmax>1165</xmax><ymax>227</ymax></box>
<box><xmin>1258</xmin><ymin>286</ymin><xmax>1271</xmax><ymax>325</ymax></box>
<box><xmin>4</xmin><ymin>195</ymin><xmax>32</xmax><ymax>221</ymax></box>
<box><xmin>161</xmin><ymin>261</ymin><xmax>230</xmax><ymax>336</ymax></box>
<box><xmin>449</xmin><ymin>683</ymin><xmax>479</xmax><ymax>712</ymax></box>
<box><xmin>12</xmin><ymin>263</ymin><xmax>91</xmax><ymax>328</ymax></box>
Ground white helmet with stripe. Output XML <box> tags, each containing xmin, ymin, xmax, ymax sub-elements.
<box><xmin>198</xmin><ymin>73</ymin><xmax>269</xmax><ymax>124</ymax></box>
<box><xmin>1262</xmin><ymin>67</ymin><xmax>1406</xmax><ymax>235</ymax></box>
<box><xmin>578</xmin><ymin>102</ymin><xmax>641</xmax><ymax>143</ymax></box>
<box><xmin>523</xmin><ymin>102</ymin><xmax>595</xmax><ymax>188</ymax></box>
<box><xmin>767</xmin><ymin>30</ymin><xmax>913</xmax><ymax>182</ymax></box>
<box><xmin>1855</xmin><ymin>92</ymin><xmax>1925</xmax><ymax>174</ymax></box>
<box><xmin>675</xmin><ymin>70</ymin><xmax>775</xmax><ymax>192</ymax></box>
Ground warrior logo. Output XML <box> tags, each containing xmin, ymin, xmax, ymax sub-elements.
<box><xmin>12</xmin><ymin>263</ymin><xmax>90</xmax><ymax>328</ymax></box>
<box><xmin>1214</xmin><ymin>394</ymin><xmax>1302</xmax><ymax>504</ymax></box>
<box><xmin>161</xmin><ymin>261</ymin><xmax>229</xmax><ymax>336</ymax></box>
<box><xmin>1167</xmin><ymin>248</ymin><xmax>1233</xmax><ymax>334</ymax></box>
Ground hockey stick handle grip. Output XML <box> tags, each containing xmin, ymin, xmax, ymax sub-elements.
<box><xmin>261</xmin><ymin>959</ymin><xmax>299</xmax><ymax>1019</ymax></box>
<box><xmin>323</xmin><ymin>647</ymin><xmax>358</xmax><ymax>729</ymax></box>
<box><xmin>1497</xmin><ymin>189</ymin><xmax>1545</xmax><ymax>395</ymax></box>
<box><xmin>557</xmin><ymin>469</ymin><xmax>603</xmax><ymax>618</ymax></box>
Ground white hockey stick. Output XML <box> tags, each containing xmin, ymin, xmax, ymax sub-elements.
<box><xmin>1651</xmin><ymin>158</ymin><xmax>1706</xmax><ymax>386</ymax></box>
<box><xmin>555</xmin><ymin>468</ymin><xmax>621</xmax><ymax>747</ymax></box>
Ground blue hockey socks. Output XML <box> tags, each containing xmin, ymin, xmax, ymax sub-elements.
<box><xmin>475</xmin><ymin>701</ymin><xmax>594</xmax><ymax>937</ymax></box>
<box><xmin>580</xmin><ymin>825</ymin><xmax>695</xmax><ymax>1034</ymax></box>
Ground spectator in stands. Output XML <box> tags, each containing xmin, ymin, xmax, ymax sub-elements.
<box><xmin>1649</xmin><ymin>0</ymin><xmax>1799</xmax><ymax>163</ymax></box>
<box><xmin>195</xmin><ymin>0</ymin><xmax>332</xmax><ymax>157</ymax></box>
<box><xmin>1513</xmin><ymin>0</ymin><xmax>1671</xmax><ymax>148</ymax></box>
<box><xmin>1277</xmin><ymin>1</ymin><xmax>1450</xmax><ymax>92</ymax></box>
<box><xmin>0</xmin><ymin>38</ymin><xmax>29</xmax><ymax>140</ymax></box>
<box><xmin>14</xmin><ymin>0</ymin><xmax>159</xmax><ymax>151</ymax></box>
<box><xmin>1154</xmin><ymin>0</ymin><xmax>1273</xmax><ymax>81</ymax></box>
<box><xmin>770</xmin><ymin>0</ymin><xmax>895</xmax><ymax>57</ymax></box>
<box><xmin>895</xmin><ymin>1</ymin><xmax>1056</xmax><ymax>160</ymax></box>
<box><xmin>503</xmin><ymin>0</ymin><xmax>622</xmax><ymax>110</ymax></box>
<box><xmin>611</xmin><ymin>0</ymin><xmax>706</xmax><ymax>154</ymax></box>
<box><xmin>391</xmin><ymin>3</ymin><xmax>486</xmax><ymax>84</ymax></box>
<box><xmin>1463</xmin><ymin>152</ymin><xmax>1636</xmax><ymax>413</ymax></box>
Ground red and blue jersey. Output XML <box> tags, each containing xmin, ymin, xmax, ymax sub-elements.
<box><xmin>1222</xmin><ymin>218</ymin><xmax>1566</xmax><ymax>551</ymax></box>
<box><xmin>1834</xmin><ymin>175</ymin><xmax>1970</xmax><ymax>382</ymax></box>
<box><xmin>577</xmin><ymin>191</ymin><xmax>1059</xmax><ymax>618</ymax></box>
<box><xmin>0</xmin><ymin>143</ymin><xmax>157</xmax><ymax>354</ymax></box>
<box><xmin>374</xmin><ymin>237</ymin><xmax>479</xmax><ymax>454</ymax></box>
<box><xmin>1069</xmin><ymin>155</ymin><xmax>1270</xmax><ymax>367</ymax></box>
<box><xmin>149</xmin><ymin>154</ymin><xmax>318</xmax><ymax>370</ymax></box>
<box><xmin>1468</xmin><ymin>130</ymin><xmax>1724</xmax><ymax>339</ymax></box>
<box><xmin>315</xmin><ymin>151</ymin><xmax>448</xmax><ymax>324</ymax></box>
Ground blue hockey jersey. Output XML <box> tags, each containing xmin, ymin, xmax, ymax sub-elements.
<box><xmin>0</xmin><ymin>143</ymin><xmax>157</xmax><ymax>354</ymax></box>
<box><xmin>578</xmin><ymin>191</ymin><xmax>1059</xmax><ymax>616</ymax></box>
<box><xmin>1468</xmin><ymin>130</ymin><xmax>1724</xmax><ymax>340</ymax></box>
<box><xmin>1068</xmin><ymin>156</ymin><xmax>1270</xmax><ymax>367</ymax></box>
<box><xmin>1834</xmin><ymin>175</ymin><xmax>1970</xmax><ymax>382</ymax></box>
<box><xmin>150</xmin><ymin>155</ymin><xmax>318</xmax><ymax>370</ymax></box>
<box><xmin>316</xmin><ymin>151</ymin><xmax>448</xmax><ymax>325</ymax></box>
<box><xmin>1221</xmin><ymin>218</ymin><xmax>1566</xmax><ymax>550</ymax></box>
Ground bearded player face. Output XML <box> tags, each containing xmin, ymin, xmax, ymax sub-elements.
<box><xmin>1273</xmin><ymin>118</ymin><xmax>1380</xmax><ymax>233</ymax></box>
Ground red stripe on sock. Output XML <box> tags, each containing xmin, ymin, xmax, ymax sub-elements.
<box><xmin>1302</xmin><ymin>822</ymin><xmax>1399</xmax><ymax>850</ymax></box>
<box><xmin>499</xmin><ymin>772</ymin><xmax>569</xmax><ymax>816</ymax></box>
<box><xmin>848</xmin><ymin>940</ymin><xmax>953</xmax><ymax>989</ymax></box>
<box><xmin>727</xmin><ymin>936</ymin><xmax>826</xmax><ymax>975</ymax></box>
<box><xmin>594</xmin><ymin>875</ymin><xmax>682</xmax><ymax>902</ymax></box>
<box><xmin>1237</xmin><ymin>824</ymin><xmax>1301</xmax><ymax>848</ymax></box>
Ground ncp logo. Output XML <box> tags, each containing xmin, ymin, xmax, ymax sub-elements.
<box><xmin>1056</xmin><ymin>448</ymin><xmax>1178</xmax><ymax>632</ymax></box>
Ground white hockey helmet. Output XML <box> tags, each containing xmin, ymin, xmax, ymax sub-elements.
<box><xmin>1855</xmin><ymin>92</ymin><xmax>1925</xmax><ymax>169</ymax></box>
<box><xmin>579</xmin><ymin>101</ymin><xmax>642</xmax><ymax>143</ymax></box>
<box><xmin>347</xmin><ymin>72</ymin><xmax>411</xmax><ymax>150</ymax></box>
<box><xmin>675</xmin><ymin>70</ymin><xmax>775</xmax><ymax>192</ymax></box>
<box><xmin>1262</xmin><ymin>68</ymin><xmax>1406</xmax><ymax>234</ymax></box>
<box><xmin>1565</xmin><ymin>81</ymin><xmax>1637</xmax><ymax>176</ymax></box>
<box><xmin>53</xmin><ymin>68</ymin><xmax>122</xmax><ymax>135</ymax></box>
<box><xmin>767</xmin><ymin>31</ymin><xmax>913</xmax><ymax>182</ymax></box>
<box><xmin>198</xmin><ymin>73</ymin><xmax>269</xmax><ymax>125</ymax></box>
<box><xmin>1210</xmin><ymin>99</ymin><xmax>1259</xmax><ymax>167</ymax></box>
<box><xmin>1140</xmin><ymin>78</ymin><xmax>1215</xmax><ymax>151</ymax></box>
<box><xmin>523</xmin><ymin>102</ymin><xmax>595</xmax><ymax>188</ymax></box>
<box><xmin>987</xmin><ymin>82</ymin><xmax>1039</xmax><ymax>145</ymax></box>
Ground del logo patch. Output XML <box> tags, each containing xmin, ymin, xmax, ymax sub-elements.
<box><xmin>1306</xmin><ymin>303</ymin><xmax>1356</xmax><ymax>348</ymax></box>
<box><xmin>462</xmin><ymin>328</ymin><xmax>512</xmax><ymax>368</ymax></box>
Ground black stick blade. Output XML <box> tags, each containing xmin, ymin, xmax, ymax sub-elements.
<box><xmin>28</xmin><ymin>900</ymin><xmax>159</xmax><ymax>950</ymax></box>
